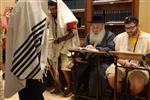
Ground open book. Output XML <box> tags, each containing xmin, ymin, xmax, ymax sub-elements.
<box><xmin>76</xmin><ymin>47</ymin><xmax>99</xmax><ymax>52</ymax></box>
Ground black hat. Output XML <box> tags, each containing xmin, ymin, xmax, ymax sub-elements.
<box><xmin>90</xmin><ymin>15</ymin><xmax>105</xmax><ymax>23</ymax></box>
<box><xmin>48</xmin><ymin>0</ymin><xmax>57</xmax><ymax>5</ymax></box>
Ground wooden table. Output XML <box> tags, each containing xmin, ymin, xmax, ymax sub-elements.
<box><xmin>70</xmin><ymin>48</ymin><xmax>150</xmax><ymax>100</ymax></box>
<box><xmin>110</xmin><ymin>51</ymin><xmax>150</xmax><ymax>100</ymax></box>
<box><xmin>69</xmin><ymin>47</ymin><xmax>109</xmax><ymax>100</ymax></box>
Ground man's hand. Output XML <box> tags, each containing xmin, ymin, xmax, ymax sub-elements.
<box><xmin>124</xmin><ymin>61</ymin><xmax>138</xmax><ymax>70</ymax></box>
<box><xmin>72</xmin><ymin>28</ymin><xmax>78</xmax><ymax>34</ymax></box>
<box><xmin>54</xmin><ymin>38</ymin><xmax>62</xmax><ymax>44</ymax></box>
<box><xmin>75</xmin><ymin>57</ymin><xmax>85</xmax><ymax>63</ymax></box>
<box><xmin>54</xmin><ymin>28</ymin><xmax>77</xmax><ymax>44</ymax></box>
<box><xmin>86</xmin><ymin>45</ymin><xmax>96</xmax><ymax>49</ymax></box>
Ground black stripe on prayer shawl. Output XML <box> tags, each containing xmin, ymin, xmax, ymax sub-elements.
<box><xmin>16</xmin><ymin>52</ymin><xmax>41</xmax><ymax>78</ymax></box>
<box><xmin>34</xmin><ymin>35</ymin><xmax>42</xmax><ymax>47</ymax></box>
<box><xmin>13</xmin><ymin>23</ymin><xmax>46</xmax><ymax>56</ymax></box>
<box><xmin>11</xmin><ymin>33</ymin><xmax>43</xmax><ymax>75</ymax></box>
<box><xmin>11</xmin><ymin>46</ymin><xmax>36</xmax><ymax>73</ymax></box>
<box><xmin>32</xmin><ymin>18</ymin><xmax>46</xmax><ymax>31</ymax></box>
<box><xmin>14</xmin><ymin>51</ymin><xmax>40</xmax><ymax>77</ymax></box>
<box><xmin>11</xmin><ymin>29</ymin><xmax>44</xmax><ymax>71</ymax></box>
<box><xmin>12</xmin><ymin>30</ymin><xmax>44</xmax><ymax>64</ymax></box>
<box><xmin>11</xmin><ymin>18</ymin><xmax>46</xmax><ymax>79</ymax></box>
<box><xmin>26</xmin><ymin>62</ymin><xmax>40</xmax><ymax>79</ymax></box>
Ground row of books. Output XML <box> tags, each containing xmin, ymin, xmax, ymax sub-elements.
<box><xmin>77</xmin><ymin>16</ymin><xmax>85</xmax><ymax>27</ymax></box>
<box><xmin>94</xmin><ymin>8</ymin><xmax>132</xmax><ymax>22</ymax></box>
<box><xmin>64</xmin><ymin>0</ymin><xmax>85</xmax><ymax>9</ymax></box>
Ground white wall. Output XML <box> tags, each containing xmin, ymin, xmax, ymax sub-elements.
<box><xmin>139</xmin><ymin>0</ymin><xmax>150</xmax><ymax>33</ymax></box>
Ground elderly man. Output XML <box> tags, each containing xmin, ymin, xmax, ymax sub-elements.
<box><xmin>106</xmin><ymin>16</ymin><xmax>150</xmax><ymax>99</ymax></box>
<box><xmin>47</xmin><ymin>0</ymin><xmax>80</xmax><ymax>97</ymax></box>
<box><xmin>5</xmin><ymin>0</ymin><xmax>48</xmax><ymax>100</ymax></box>
<box><xmin>74</xmin><ymin>15</ymin><xmax>115</xmax><ymax>99</ymax></box>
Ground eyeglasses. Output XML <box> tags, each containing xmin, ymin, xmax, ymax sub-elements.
<box><xmin>125</xmin><ymin>24</ymin><xmax>137</xmax><ymax>30</ymax></box>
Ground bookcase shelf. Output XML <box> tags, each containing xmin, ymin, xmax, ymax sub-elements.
<box><xmin>71</xmin><ymin>9</ymin><xmax>85</xmax><ymax>14</ymax></box>
<box><xmin>93</xmin><ymin>0</ymin><xmax>132</xmax><ymax>5</ymax></box>
<box><xmin>64</xmin><ymin>0</ymin><xmax>85</xmax><ymax>39</ymax></box>
<box><xmin>78</xmin><ymin>26</ymin><xmax>85</xmax><ymax>38</ymax></box>
<box><xmin>85</xmin><ymin>0</ymin><xmax>139</xmax><ymax>35</ymax></box>
<box><xmin>105</xmin><ymin>21</ymin><xmax>124</xmax><ymax>26</ymax></box>
<box><xmin>64</xmin><ymin>0</ymin><xmax>139</xmax><ymax>42</ymax></box>
<box><xmin>71</xmin><ymin>9</ymin><xmax>85</xmax><ymax>22</ymax></box>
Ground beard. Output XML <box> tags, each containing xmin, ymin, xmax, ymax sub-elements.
<box><xmin>89</xmin><ymin>28</ymin><xmax>105</xmax><ymax>46</ymax></box>
<box><xmin>127</xmin><ymin>29</ymin><xmax>138</xmax><ymax>37</ymax></box>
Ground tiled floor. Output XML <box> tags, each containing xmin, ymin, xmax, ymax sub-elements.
<box><xmin>0</xmin><ymin>71</ymin><xmax>73</xmax><ymax>100</ymax></box>
<box><xmin>5</xmin><ymin>91</ymin><xmax>73</xmax><ymax>100</ymax></box>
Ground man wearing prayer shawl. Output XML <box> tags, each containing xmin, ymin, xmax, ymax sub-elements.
<box><xmin>5</xmin><ymin>0</ymin><xmax>48</xmax><ymax>100</ymax></box>
<box><xmin>47</xmin><ymin>0</ymin><xmax>80</xmax><ymax>97</ymax></box>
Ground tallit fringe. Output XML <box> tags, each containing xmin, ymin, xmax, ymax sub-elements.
<box><xmin>39</xmin><ymin>65</ymin><xmax>50</xmax><ymax>83</ymax></box>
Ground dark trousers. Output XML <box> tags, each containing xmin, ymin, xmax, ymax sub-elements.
<box><xmin>2</xmin><ymin>49</ymin><xmax>5</xmax><ymax>63</ymax></box>
<box><xmin>73</xmin><ymin>62</ymin><xmax>110</xmax><ymax>97</ymax></box>
<box><xmin>18</xmin><ymin>79</ymin><xmax>47</xmax><ymax>100</ymax></box>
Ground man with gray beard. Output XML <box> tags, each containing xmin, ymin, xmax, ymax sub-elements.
<box><xmin>73</xmin><ymin>15</ymin><xmax>115</xmax><ymax>99</ymax></box>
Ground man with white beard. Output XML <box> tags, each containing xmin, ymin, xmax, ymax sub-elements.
<box><xmin>73</xmin><ymin>15</ymin><xmax>115</xmax><ymax>99</ymax></box>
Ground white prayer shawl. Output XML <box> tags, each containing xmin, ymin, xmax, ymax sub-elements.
<box><xmin>57</xmin><ymin>0</ymin><xmax>80</xmax><ymax>56</ymax></box>
<box><xmin>48</xmin><ymin>0</ymin><xmax>80</xmax><ymax>81</ymax></box>
<box><xmin>114</xmin><ymin>31</ymin><xmax>150</xmax><ymax>64</ymax></box>
<box><xmin>5</xmin><ymin>0</ymin><xmax>48</xmax><ymax>98</ymax></box>
<box><xmin>114</xmin><ymin>32</ymin><xmax>150</xmax><ymax>53</ymax></box>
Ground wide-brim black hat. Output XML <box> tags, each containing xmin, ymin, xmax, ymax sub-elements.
<box><xmin>90</xmin><ymin>15</ymin><xmax>105</xmax><ymax>23</ymax></box>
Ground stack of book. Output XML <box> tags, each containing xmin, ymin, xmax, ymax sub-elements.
<box><xmin>93</xmin><ymin>8</ymin><xmax>132</xmax><ymax>22</ymax></box>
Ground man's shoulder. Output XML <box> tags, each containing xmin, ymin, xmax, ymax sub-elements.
<box><xmin>141</xmin><ymin>31</ymin><xmax>150</xmax><ymax>37</ymax></box>
<box><xmin>114</xmin><ymin>32</ymin><xmax>127</xmax><ymax>41</ymax></box>
<box><xmin>105</xmin><ymin>31</ymin><xmax>115</xmax><ymax>36</ymax></box>
<box><xmin>106</xmin><ymin>31</ymin><xmax>113</xmax><ymax>34</ymax></box>
<box><xmin>116</xmin><ymin>32</ymin><xmax>127</xmax><ymax>37</ymax></box>
<box><xmin>140</xmin><ymin>32</ymin><xmax>150</xmax><ymax>42</ymax></box>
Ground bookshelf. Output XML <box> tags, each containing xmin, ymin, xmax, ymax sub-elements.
<box><xmin>64</xmin><ymin>0</ymin><xmax>85</xmax><ymax>31</ymax></box>
<box><xmin>64</xmin><ymin>0</ymin><xmax>86</xmax><ymax>45</ymax></box>
<box><xmin>85</xmin><ymin>0</ymin><xmax>139</xmax><ymax>35</ymax></box>
<box><xmin>64</xmin><ymin>0</ymin><xmax>139</xmax><ymax>44</ymax></box>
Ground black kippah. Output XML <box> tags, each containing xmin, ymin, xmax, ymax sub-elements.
<box><xmin>48</xmin><ymin>0</ymin><xmax>57</xmax><ymax>5</ymax></box>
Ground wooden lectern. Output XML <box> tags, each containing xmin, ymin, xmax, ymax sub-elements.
<box><xmin>70</xmin><ymin>48</ymin><xmax>150</xmax><ymax>100</ymax></box>
<box><xmin>69</xmin><ymin>47</ymin><xmax>109</xmax><ymax>100</ymax></box>
<box><xmin>110</xmin><ymin>51</ymin><xmax>150</xmax><ymax>100</ymax></box>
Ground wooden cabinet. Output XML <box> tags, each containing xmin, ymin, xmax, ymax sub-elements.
<box><xmin>64</xmin><ymin>0</ymin><xmax>85</xmax><ymax>33</ymax></box>
<box><xmin>64</xmin><ymin>0</ymin><xmax>139</xmax><ymax>43</ymax></box>
<box><xmin>85</xmin><ymin>0</ymin><xmax>139</xmax><ymax>35</ymax></box>
<box><xmin>72</xmin><ymin>9</ymin><xmax>85</xmax><ymax>38</ymax></box>
<box><xmin>64</xmin><ymin>0</ymin><xmax>85</xmax><ymax>45</ymax></box>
